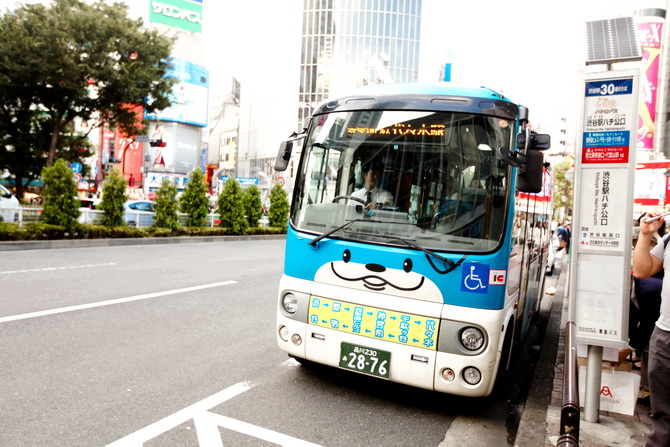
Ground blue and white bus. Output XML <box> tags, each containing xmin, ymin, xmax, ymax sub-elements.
<box><xmin>274</xmin><ymin>83</ymin><xmax>552</xmax><ymax>397</ymax></box>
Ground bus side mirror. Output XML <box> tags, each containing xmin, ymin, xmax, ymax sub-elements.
<box><xmin>274</xmin><ymin>140</ymin><xmax>293</xmax><ymax>172</ymax></box>
<box><xmin>516</xmin><ymin>132</ymin><xmax>551</xmax><ymax>150</ymax></box>
<box><xmin>274</xmin><ymin>132</ymin><xmax>306</xmax><ymax>172</ymax></box>
<box><xmin>517</xmin><ymin>149</ymin><xmax>544</xmax><ymax>193</ymax></box>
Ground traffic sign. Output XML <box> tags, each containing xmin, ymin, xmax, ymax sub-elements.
<box><xmin>71</xmin><ymin>162</ymin><xmax>82</xmax><ymax>173</ymax></box>
<box><xmin>73</xmin><ymin>173</ymin><xmax>82</xmax><ymax>183</ymax></box>
<box><xmin>277</xmin><ymin>177</ymin><xmax>285</xmax><ymax>187</ymax></box>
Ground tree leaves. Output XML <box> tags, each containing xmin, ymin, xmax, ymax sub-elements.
<box><xmin>0</xmin><ymin>0</ymin><xmax>175</xmax><ymax>198</ymax></box>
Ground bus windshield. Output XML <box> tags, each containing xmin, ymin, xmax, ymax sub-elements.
<box><xmin>291</xmin><ymin>110</ymin><xmax>514</xmax><ymax>252</ymax></box>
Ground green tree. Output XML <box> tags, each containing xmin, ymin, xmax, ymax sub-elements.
<box><xmin>553</xmin><ymin>159</ymin><xmax>574</xmax><ymax>220</ymax></box>
<box><xmin>268</xmin><ymin>184</ymin><xmax>289</xmax><ymax>231</ymax></box>
<box><xmin>243</xmin><ymin>185</ymin><xmax>263</xmax><ymax>227</ymax></box>
<box><xmin>0</xmin><ymin>0</ymin><xmax>174</xmax><ymax>198</ymax></box>
<box><xmin>98</xmin><ymin>167</ymin><xmax>127</xmax><ymax>227</ymax></box>
<box><xmin>218</xmin><ymin>178</ymin><xmax>248</xmax><ymax>234</ymax></box>
<box><xmin>180</xmin><ymin>169</ymin><xmax>209</xmax><ymax>227</ymax></box>
<box><xmin>154</xmin><ymin>178</ymin><xmax>179</xmax><ymax>230</ymax></box>
<box><xmin>41</xmin><ymin>159</ymin><xmax>80</xmax><ymax>229</ymax></box>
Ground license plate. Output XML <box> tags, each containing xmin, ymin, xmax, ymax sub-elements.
<box><xmin>339</xmin><ymin>342</ymin><xmax>390</xmax><ymax>378</ymax></box>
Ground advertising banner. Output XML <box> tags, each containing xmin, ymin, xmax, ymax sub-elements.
<box><xmin>637</xmin><ymin>19</ymin><xmax>663</xmax><ymax>152</ymax></box>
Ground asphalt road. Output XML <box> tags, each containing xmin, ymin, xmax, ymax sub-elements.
<box><xmin>0</xmin><ymin>240</ymin><xmax>556</xmax><ymax>446</ymax></box>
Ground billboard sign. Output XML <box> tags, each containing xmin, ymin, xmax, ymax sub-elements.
<box><xmin>149</xmin><ymin>0</ymin><xmax>202</xmax><ymax>33</ymax></box>
<box><xmin>145</xmin><ymin>122</ymin><xmax>202</xmax><ymax>174</ymax></box>
<box><xmin>145</xmin><ymin>57</ymin><xmax>209</xmax><ymax>127</ymax></box>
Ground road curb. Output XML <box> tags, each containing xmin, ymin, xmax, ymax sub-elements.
<box><xmin>514</xmin><ymin>264</ymin><xmax>568</xmax><ymax>447</ymax></box>
<box><xmin>0</xmin><ymin>234</ymin><xmax>286</xmax><ymax>251</ymax></box>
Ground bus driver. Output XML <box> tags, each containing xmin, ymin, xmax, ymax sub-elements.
<box><xmin>350</xmin><ymin>161</ymin><xmax>393</xmax><ymax>211</ymax></box>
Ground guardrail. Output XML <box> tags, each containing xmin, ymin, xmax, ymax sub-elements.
<box><xmin>557</xmin><ymin>321</ymin><xmax>580</xmax><ymax>446</ymax></box>
<box><xmin>5</xmin><ymin>207</ymin><xmax>228</xmax><ymax>229</ymax></box>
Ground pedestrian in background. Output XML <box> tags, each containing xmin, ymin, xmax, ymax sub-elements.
<box><xmin>633</xmin><ymin>211</ymin><xmax>670</xmax><ymax>447</ymax></box>
<box><xmin>557</xmin><ymin>221</ymin><xmax>571</xmax><ymax>253</ymax></box>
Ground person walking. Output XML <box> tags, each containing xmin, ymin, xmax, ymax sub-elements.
<box><xmin>633</xmin><ymin>211</ymin><xmax>670</xmax><ymax>446</ymax></box>
<box><xmin>557</xmin><ymin>220</ymin><xmax>571</xmax><ymax>253</ymax></box>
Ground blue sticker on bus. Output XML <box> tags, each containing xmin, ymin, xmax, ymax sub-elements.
<box><xmin>461</xmin><ymin>262</ymin><xmax>489</xmax><ymax>294</ymax></box>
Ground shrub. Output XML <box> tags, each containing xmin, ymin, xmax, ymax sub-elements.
<box><xmin>41</xmin><ymin>159</ymin><xmax>80</xmax><ymax>230</ymax></box>
<box><xmin>180</xmin><ymin>169</ymin><xmax>209</xmax><ymax>227</ymax></box>
<box><xmin>243</xmin><ymin>184</ymin><xmax>263</xmax><ymax>227</ymax></box>
<box><xmin>218</xmin><ymin>178</ymin><xmax>248</xmax><ymax>235</ymax></box>
<box><xmin>154</xmin><ymin>177</ymin><xmax>179</xmax><ymax>230</ymax></box>
<box><xmin>0</xmin><ymin>223</ymin><xmax>22</xmax><ymax>241</ymax></box>
<box><xmin>98</xmin><ymin>167</ymin><xmax>128</xmax><ymax>227</ymax></box>
<box><xmin>268</xmin><ymin>184</ymin><xmax>289</xmax><ymax>231</ymax></box>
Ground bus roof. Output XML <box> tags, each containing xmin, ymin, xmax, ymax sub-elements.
<box><xmin>313</xmin><ymin>83</ymin><xmax>520</xmax><ymax>121</ymax></box>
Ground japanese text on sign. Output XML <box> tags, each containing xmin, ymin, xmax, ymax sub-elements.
<box><xmin>309</xmin><ymin>296</ymin><xmax>439</xmax><ymax>350</ymax></box>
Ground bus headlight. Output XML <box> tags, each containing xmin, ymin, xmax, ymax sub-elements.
<box><xmin>282</xmin><ymin>293</ymin><xmax>298</xmax><ymax>314</ymax></box>
<box><xmin>463</xmin><ymin>367</ymin><xmax>482</xmax><ymax>385</ymax></box>
<box><xmin>460</xmin><ymin>327</ymin><xmax>485</xmax><ymax>351</ymax></box>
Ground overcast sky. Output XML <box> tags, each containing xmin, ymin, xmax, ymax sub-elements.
<box><xmin>0</xmin><ymin>0</ymin><xmax>660</xmax><ymax>130</ymax></box>
<box><xmin>201</xmin><ymin>0</ymin><xmax>654</xmax><ymax>130</ymax></box>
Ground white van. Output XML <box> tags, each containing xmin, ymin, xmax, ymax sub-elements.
<box><xmin>0</xmin><ymin>184</ymin><xmax>19</xmax><ymax>222</ymax></box>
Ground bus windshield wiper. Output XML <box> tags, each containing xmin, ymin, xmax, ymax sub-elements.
<box><xmin>308</xmin><ymin>219</ymin><xmax>380</xmax><ymax>246</ymax></box>
<box><xmin>385</xmin><ymin>237</ymin><xmax>454</xmax><ymax>266</ymax></box>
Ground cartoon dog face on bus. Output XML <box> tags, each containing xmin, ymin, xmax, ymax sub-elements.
<box><xmin>314</xmin><ymin>249</ymin><xmax>444</xmax><ymax>303</ymax></box>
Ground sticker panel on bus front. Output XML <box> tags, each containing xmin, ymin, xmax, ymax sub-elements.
<box><xmin>308</xmin><ymin>296</ymin><xmax>439</xmax><ymax>350</ymax></box>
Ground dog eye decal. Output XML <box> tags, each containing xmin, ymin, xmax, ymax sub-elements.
<box><xmin>343</xmin><ymin>249</ymin><xmax>351</xmax><ymax>263</ymax></box>
<box><xmin>403</xmin><ymin>258</ymin><xmax>413</xmax><ymax>273</ymax></box>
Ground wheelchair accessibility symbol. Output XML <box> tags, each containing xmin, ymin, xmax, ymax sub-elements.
<box><xmin>461</xmin><ymin>262</ymin><xmax>489</xmax><ymax>294</ymax></box>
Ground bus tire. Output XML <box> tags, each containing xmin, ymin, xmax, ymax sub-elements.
<box><xmin>289</xmin><ymin>354</ymin><xmax>315</xmax><ymax>368</ymax></box>
<box><xmin>494</xmin><ymin>323</ymin><xmax>515</xmax><ymax>389</ymax></box>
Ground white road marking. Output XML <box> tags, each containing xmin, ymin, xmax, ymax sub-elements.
<box><xmin>107</xmin><ymin>381</ymin><xmax>253</xmax><ymax>447</ymax></box>
<box><xmin>0</xmin><ymin>262</ymin><xmax>118</xmax><ymax>275</ymax></box>
<box><xmin>203</xmin><ymin>411</ymin><xmax>324</xmax><ymax>446</ymax></box>
<box><xmin>108</xmin><ymin>377</ymin><xmax>324</xmax><ymax>447</ymax></box>
<box><xmin>194</xmin><ymin>412</ymin><xmax>225</xmax><ymax>447</ymax></box>
<box><xmin>0</xmin><ymin>280</ymin><xmax>237</xmax><ymax>324</ymax></box>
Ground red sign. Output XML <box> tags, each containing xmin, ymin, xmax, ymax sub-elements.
<box><xmin>582</xmin><ymin>146</ymin><xmax>628</xmax><ymax>164</ymax></box>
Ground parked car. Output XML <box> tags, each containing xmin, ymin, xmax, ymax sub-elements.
<box><xmin>77</xmin><ymin>197</ymin><xmax>103</xmax><ymax>224</ymax></box>
<box><xmin>0</xmin><ymin>184</ymin><xmax>19</xmax><ymax>222</ymax></box>
<box><xmin>123</xmin><ymin>200</ymin><xmax>156</xmax><ymax>227</ymax></box>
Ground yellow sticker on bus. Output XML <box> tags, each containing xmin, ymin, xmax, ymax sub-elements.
<box><xmin>308</xmin><ymin>296</ymin><xmax>439</xmax><ymax>350</ymax></box>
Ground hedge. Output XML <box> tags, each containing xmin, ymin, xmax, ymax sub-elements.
<box><xmin>0</xmin><ymin>222</ymin><xmax>285</xmax><ymax>241</ymax></box>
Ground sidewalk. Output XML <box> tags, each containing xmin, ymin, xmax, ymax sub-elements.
<box><xmin>516</xmin><ymin>255</ymin><xmax>652</xmax><ymax>446</ymax></box>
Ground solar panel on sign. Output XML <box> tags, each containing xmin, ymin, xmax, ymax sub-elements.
<box><xmin>585</xmin><ymin>17</ymin><xmax>642</xmax><ymax>64</ymax></box>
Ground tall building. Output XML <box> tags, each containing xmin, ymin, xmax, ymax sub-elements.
<box><xmin>298</xmin><ymin>0</ymin><xmax>422</xmax><ymax>129</ymax></box>
<box><xmin>215</xmin><ymin>0</ymin><xmax>423</xmax><ymax>201</ymax></box>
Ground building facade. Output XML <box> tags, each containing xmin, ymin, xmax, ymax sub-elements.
<box><xmin>210</xmin><ymin>0</ymin><xmax>423</xmax><ymax>201</ymax></box>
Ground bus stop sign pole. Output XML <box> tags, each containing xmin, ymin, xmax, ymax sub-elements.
<box><xmin>570</xmin><ymin>70</ymin><xmax>639</xmax><ymax>423</ymax></box>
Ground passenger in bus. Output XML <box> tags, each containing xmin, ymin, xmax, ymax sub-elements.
<box><xmin>350</xmin><ymin>161</ymin><xmax>393</xmax><ymax>210</ymax></box>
